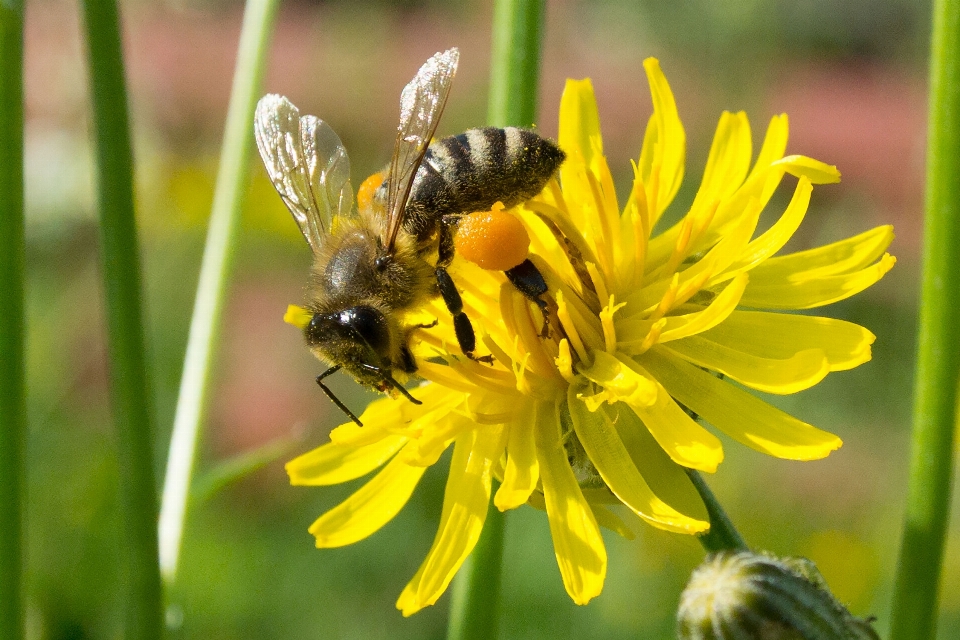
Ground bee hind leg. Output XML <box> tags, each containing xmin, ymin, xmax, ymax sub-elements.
<box><xmin>505</xmin><ymin>259</ymin><xmax>551</xmax><ymax>337</ymax></box>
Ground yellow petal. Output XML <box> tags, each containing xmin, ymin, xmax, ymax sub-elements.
<box><xmin>662</xmin><ymin>335</ymin><xmax>830</xmax><ymax>394</ymax></box>
<box><xmin>568</xmin><ymin>379</ymin><xmax>712</xmax><ymax>531</ymax></box>
<box><xmin>402</xmin><ymin>412</ymin><xmax>474</xmax><ymax>467</ymax></box>
<box><xmin>590</xmin><ymin>503</ymin><xmax>636</xmax><ymax>539</ymax></box>
<box><xmin>740</xmin><ymin>254</ymin><xmax>896</xmax><ymax>309</ymax></box>
<box><xmin>611</xmin><ymin>404</ymin><xmax>708</xmax><ymax>522</ymax></box>
<box><xmin>700</xmin><ymin>310</ymin><xmax>875</xmax><ymax>371</ymax></box>
<box><xmin>747</xmin><ymin>225</ymin><xmax>895</xmax><ymax>284</ymax></box>
<box><xmin>559</xmin><ymin>78</ymin><xmax>603</xmax><ymax>169</ymax></box>
<box><xmin>640</xmin><ymin>58</ymin><xmax>685</xmax><ymax>222</ymax></box>
<box><xmin>614</xmin><ymin>361</ymin><xmax>724</xmax><ymax>472</ymax></box>
<box><xmin>495</xmin><ymin>404</ymin><xmax>540</xmax><ymax>511</ymax></box>
<box><xmin>658</xmin><ymin>274</ymin><xmax>749</xmax><ymax>343</ymax></box>
<box><xmin>713</xmin><ymin>177</ymin><xmax>812</xmax><ymax>284</ymax></box>
<box><xmin>689</xmin><ymin>111</ymin><xmax>752</xmax><ymax>213</ymax></box>
<box><xmin>535</xmin><ymin>400</ymin><xmax>606</xmax><ymax>604</ymax></box>
<box><xmin>286</xmin><ymin>433</ymin><xmax>408</xmax><ymax>486</ymax></box>
<box><xmin>328</xmin><ymin>390</ymin><xmax>450</xmax><ymax>446</ymax></box>
<box><xmin>745</xmin><ymin>114</ymin><xmax>789</xmax><ymax>182</ymax></box>
<box><xmin>308</xmin><ymin>447</ymin><xmax>427</xmax><ymax>547</ymax></box>
<box><xmin>578</xmin><ymin>350</ymin><xmax>657</xmax><ymax>408</ymax></box>
<box><xmin>643</xmin><ymin>347</ymin><xmax>842</xmax><ymax>460</ymax></box>
<box><xmin>773</xmin><ymin>154</ymin><xmax>841</xmax><ymax>184</ymax></box>
<box><xmin>398</xmin><ymin>426</ymin><xmax>504</xmax><ymax>615</ymax></box>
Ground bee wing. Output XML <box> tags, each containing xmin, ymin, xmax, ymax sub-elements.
<box><xmin>382</xmin><ymin>48</ymin><xmax>459</xmax><ymax>252</ymax></box>
<box><xmin>254</xmin><ymin>94</ymin><xmax>354</xmax><ymax>256</ymax></box>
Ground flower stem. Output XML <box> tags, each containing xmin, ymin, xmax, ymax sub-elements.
<box><xmin>686</xmin><ymin>469</ymin><xmax>749</xmax><ymax>554</ymax></box>
<box><xmin>157</xmin><ymin>0</ymin><xmax>279</xmax><ymax>584</ymax></box>
<box><xmin>447</xmin><ymin>500</ymin><xmax>505</xmax><ymax>640</ymax></box>
<box><xmin>890</xmin><ymin>0</ymin><xmax>960</xmax><ymax>637</ymax></box>
<box><xmin>0</xmin><ymin>0</ymin><xmax>26</xmax><ymax>637</ymax></box>
<box><xmin>487</xmin><ymin>0</ymin><xmax>546</xmax><ymax>128</ymax></box>
<box><xmin>80</xmin><ymin>0</ymin><xmax>162</xmax><ymax>635</ymax></box>
<box><xmin>446</xmin><ymin>3</ymin><xmax>545</xmax><ymax>635</ymax></box>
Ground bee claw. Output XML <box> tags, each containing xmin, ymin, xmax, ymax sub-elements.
<box><xmin>414</xmin><ymin>319</ymin><xmax>439</xmax><ymax>330</ymax></box>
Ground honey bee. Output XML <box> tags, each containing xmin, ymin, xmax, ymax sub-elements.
<box><xmin>254</xmin><ymin>48</ymin><xmax>565</xmax><ymax>425</ymax></box>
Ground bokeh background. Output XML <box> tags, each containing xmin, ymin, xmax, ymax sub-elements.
<box><xmin>22</xmin><ymin>0</ymin><xmax>958</xmax><ymax>637</ymax></box>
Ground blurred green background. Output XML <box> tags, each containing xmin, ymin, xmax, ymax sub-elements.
<box><xmin>22</xmin><ymin>0</ymin><xmax>957</xmax><ymax>637</ymax></box>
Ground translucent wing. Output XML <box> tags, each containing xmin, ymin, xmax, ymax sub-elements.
<box><xmin>382</xmin><ymin>48</ymin><xmax>459</xmax><ymax>252</ymax></box>
<box><xmin>254</xmin><ymin>94</ymin><xmax>354</xmax><ymax>255</ymax></box>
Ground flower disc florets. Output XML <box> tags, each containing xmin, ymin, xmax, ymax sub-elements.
<box><xmin>285</xmin><ymin>58</ymin><xmax>894</xmax><ymax>614</ymax></box>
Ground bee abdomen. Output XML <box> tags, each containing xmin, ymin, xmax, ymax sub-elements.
<box><xmin>401</xmin><ymin>127</ymin><xmax>564</xmax><ymax>237</ymax></box>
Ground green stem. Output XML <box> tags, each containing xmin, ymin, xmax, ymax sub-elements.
<box><xmin>80</xmin><ymin>0</ymin><xmax>163</xmax><ymax>636</ymax></box>
<box><xmin>0</xmin><ymin>0</ymin><xmax>26</xmax><ymax>637</ymax></box>
<box><xmin>686</xmin><ymin>469</ymin><xmax>749</xmax><ymax>554</ymax></box>
<box><xmin>446</xmin><ymin>3</ymin><xmax>545</xmax><ymax>637</ymax></box>
<box><xmin>157</xmin><ymin>0</ymin><xmax>279</xmax><ymax>584</ymax></box>
<box><xmin>447</xmin><ymin>501</ymin><xmax>505</xmax><ymax>640</ymax></box>
<box><xmin>487</xmin><ymin>0</ymin><xmax>546</xmax><ymax>128</ymax></box>
<box><xmin>890</xmin><ymin>0</ymin><xmax>960</xmax><ymax>637</ymax></box>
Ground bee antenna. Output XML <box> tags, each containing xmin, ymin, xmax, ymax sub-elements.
<box><xmin>316</xmin><ymin>365</ymin><xmax>364</xmax><ymax>426</ymax></box>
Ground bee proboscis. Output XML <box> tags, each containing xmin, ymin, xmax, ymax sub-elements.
<box><xmin>254</xmin><ymin>48</ymin><xmax>565</xmax><ymax>425</ymax></box>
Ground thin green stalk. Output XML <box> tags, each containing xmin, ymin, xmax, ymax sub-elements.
<box><xmin>487</xmin><ymin>0</ymin><xmax>545</xmax><ymax>128</ymax></box>
<box><xmin>890</xmin><ymin>0</ymin><xmax>960</xmax><ymax>637</ymax></box>
<box><xmin>80</xmin><ymin>0</ymin><xmax>162</xmax><ymax>636</ymax></box>
<box><xmin>446</xmin><ymin>2</ymin><xmax>545</xmax><ymax>637</ymax></box>
<box><xmin>686</xmin><ymin>469</ymin><xmax>749</xmax><ymax>554</ymax></box>
<box><xmin>157</xmin><ymin>0</ymin><xmax>279</xmax><ymax>584</ymax></box>
<box><xmin>0</xmin><ymin>0</ymin><xmax>26</xmax><ymax>637</ymax></box>
<box><xmin>447</xmin><ymin>500</ymin><xmax>505</xmax><ymax>640</ymax></box>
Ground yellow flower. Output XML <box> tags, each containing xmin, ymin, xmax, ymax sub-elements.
<box><xmin>284</xmin><ymin>58</ymin><xmax>895</xmax><ymax>614</ymax></box>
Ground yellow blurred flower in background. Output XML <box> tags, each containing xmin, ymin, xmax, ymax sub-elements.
<box><xmin>284</xmin><ymin>58</ymin><xmax>894</xmax><ymax>614</ymax></box>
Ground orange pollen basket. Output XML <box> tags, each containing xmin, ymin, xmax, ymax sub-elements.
<box><xmin>454</xmin><ymin>202</ymin><xmax>531</xmax><ymax>271</ymax></box>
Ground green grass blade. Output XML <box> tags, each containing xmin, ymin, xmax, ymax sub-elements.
<box><xmin>157</xmin><ymin>0</ymin><xmax>279</xmax><ymax>584</ymax></box>
<box><xmin>80</xmin><ymin>0</ymin><xmax>163</xmax><ymax>636</ymax></box>
<box><xmin>0</xmin><ymin>0</ymin><xmax>26</xmax><ymax>637</ymax></box>
<box><xmin>487</xmin><ymin>0</ymin><xmax>545</xmax><ymax>128</ymax></box>
<box><xmin>446</xmin><ymin>2</ymin><xmax>545</xmax><ymax>638</ymax></box>
<box><xmin>890</xmin><ymin>0</ymin><xmax>960</xmax><ymax>637</ymax></box>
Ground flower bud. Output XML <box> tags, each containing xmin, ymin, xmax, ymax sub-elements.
<box><xmin>677</xmin><ymin>551</ymin><xmax>879</xmax><ymax>640</ymax></box>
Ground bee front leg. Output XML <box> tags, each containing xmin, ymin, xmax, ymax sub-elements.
<box><xmin>316</xmin><ymin>365</ymin><xmax>364</xmax><ymax>427</ymax></box>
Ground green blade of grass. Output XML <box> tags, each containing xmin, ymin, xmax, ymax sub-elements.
<box><xmin>80</xmin><ymin>0</ymin><xmax>162</xmax><ymax>636</ymax></box>
<box><xmin>157</xmin><ymin>0</ymin><xmax>279</xmax><ymax>584</ymax></box>
<box><xmin>446</xmin><ymin>2</ymin><xmax>545</xmax><ymax>638</ymax></box>
<box><xmin>890</xmin><ymin>0</ymin><xmax>960</xmax><ymax>637</ymax></box>
<box><xmin>0</xmin><ymin>0</ymin><xmax>26</xmax><ymax>638</ymax></box>
<box><xmin>486</xmin><ymin>0</ymin><xmax>545</xmax><ymax>129</ymax></box>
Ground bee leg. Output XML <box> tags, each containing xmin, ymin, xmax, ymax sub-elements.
<box><xmin>385</xmin><ymin>376</ymin><xmax>423</xmax><ymax>405</ymax></box>
<box><xmin>436</xmin><ymin>220</ymin><xmax>492</xmax><ymax>363</ymax></box>
<box><xmin>316</xmin><ymin>365</ymin><xmax>363</xmax><ymax>427</ymax></box>
<box><xmin>436</xmin><ymin>266</ymin><xmax>477</xmax><ymax>355</ymax></box>
<box><xmin>357</xmin><ymin>362</ymin><xmax>423</xmax><ymax>405</ymax></box>
<box><xmin>505</xmin><ymin>259</ymin><xmax>551</xmax><ymax>337</ymax></box>
<box><xmin>398</xmin><ymin>342</ymin><xmax>418</xmax><ymax>374</ymax></box>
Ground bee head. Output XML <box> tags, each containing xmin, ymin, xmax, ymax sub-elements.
<box><xmin>306</xmin><ymin>305</ymin><xmax>394</xmax><ymax>376</ymax></box>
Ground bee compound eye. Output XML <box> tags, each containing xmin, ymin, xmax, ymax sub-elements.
<box><xmin>339</xmin><ymin>306</ymin><xmax>392</xmax><ymax>360</ymax></box>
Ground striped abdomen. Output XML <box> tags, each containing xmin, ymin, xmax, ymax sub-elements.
<box><xmin>396</xmin><ymin>127</ymin><xmax>565</xmax><ymax>240</ymax></box>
